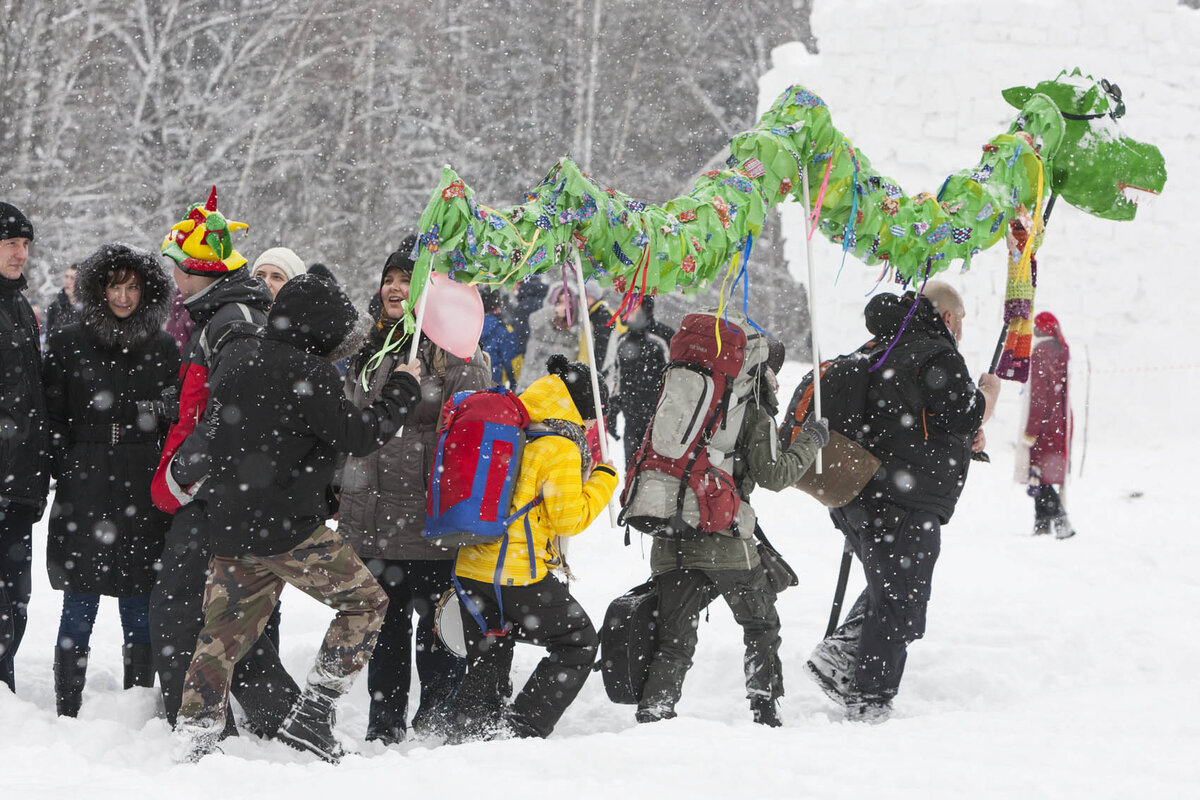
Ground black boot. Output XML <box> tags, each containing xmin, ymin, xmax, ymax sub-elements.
<box><xmin>122</xmin><ymin>643</ymin><xmax>155</xmax><ymax>689</ymax></box>
<box><xmin>751</xmin><ymin>696</ymin><xmax>782</xmax><ymax>727</ymax></box>
<box><xmin>277</xmin><ymin>684</ymin><xmax>345</xmax><ymax>763</ymax></box>
<box><xmin>54</xmin><ymin>646</ymin><xmax>89</xmax><ymax>717</ymax></box>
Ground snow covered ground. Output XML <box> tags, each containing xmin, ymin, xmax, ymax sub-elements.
<box><xmin>3</xmin><ymin>1</ymin><xmax>1198</xmax><ymax>797</ymax></box>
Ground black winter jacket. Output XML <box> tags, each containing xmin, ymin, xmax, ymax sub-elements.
<box><xmin>199</xmin><ymin>274</ymin><xmax>421</xmax><ymax>557</ymax></box>
<box><xmin>610</xmin><ymin>317</ymin><xmax>674</xmax><ymax>436</ymax></box>
<box><xmin>43</xmin><ymin>244</ymin><xmax>179</xmax><ymax>595</ymax></box>
<box><xmin>858</xmin><ymin>292</ymin><xmax>985</xmax><ymax>522</ymax></box>
<box><xmin>0</xmin><ymin>274</ymin><xmax>49</xmax><ymax>510</ymax></box>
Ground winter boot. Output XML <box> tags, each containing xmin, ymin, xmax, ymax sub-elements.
<box><xmin>845</xmin><ymin>693</ymin><xmax>892</xmax><ymax>724</ymax></box>
<box><xmin>1052</xmin><ymin>514</ymin><xmax>1076</xmax><ymax>540</ymax></box>
<box><xmin>751</xmin><ymin>696</ymin><xmax>782</xmax><ymax>728</ymax></box>
<box><xmin>277</xmin><ymin>684</ymin><xmax>345</xmax><ymax>763</ymax></box>
<box><xmin>804</xmin><ymin>637</ymin><xmax>856</xmax><ymax>708</ymax></box>
<box><xmin>54</xmin><ymin>646</ymin><xmax>89</xmax><ymax>717</ymax></box>
<box><xmin>122</xmin><ymin>642</ymin><xmax>155</xmax><ymax>689</ymax></box>
<box><xmin>173</xmin><ymin>716</ymin><xmax>225</xmax><ymax>763</ymax></box>
<box><xmin>1033</xmin><ymin>518</ymin><xmax>1052</xmax><ymax>536</ymax></box>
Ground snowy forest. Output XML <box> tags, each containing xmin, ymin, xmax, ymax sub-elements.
<box><xmin>0</xmin><ymin>0</ymin><xmax>815</xmax><ymax>342</ymax></box>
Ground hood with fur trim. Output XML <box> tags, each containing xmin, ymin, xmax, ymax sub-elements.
<box><xmin>76</xmin><ymin>243</ymin><xmax>172</xmax><ymax>350</ymax></box>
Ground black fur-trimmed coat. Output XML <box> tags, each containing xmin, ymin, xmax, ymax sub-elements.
<box><xmin>43</xmin><ymin>243</ymin><xmax>180</xmax><ymax>596</ymax></box>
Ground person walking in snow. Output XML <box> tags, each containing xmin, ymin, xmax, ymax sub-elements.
<box><xmin>448</xmin><ymin>355</ymin><xmax>618</xmax><ymax>741</ymax></box>
<box><xmin>0</xmin><ymin>201</ymin><xmax>50</xmax><ymax>693</ymax></box>
<box><xmin>338</xmin><ymin>237</ymin><xmax>490</xmax><ymax>744</ymax></box>
<box><xmin>149</xmin><ymin>219</ymin><xmax>299</xmax><ymax>737</ymax></box>
<box><xmin>606</xmin><ymin>294</ymin><xmax>674</xmax><ymax>464</ymax></box>
<box><xmin>1016</xmin><ymin>311</ymin><xmax>1076</xmax><ymax>538</ymax></box>
<box><xmin>805</xmin><ymin>281</ymin><xmax>1000</xmax><ymax>722</ymax></box>
<box><xmin>172</xmin><ymin>273</ymin><xmax>423</xmax><ymax>763</ymax></box>
<box><xmin>636</xmin><ymin>339</ymin><xmax>826</xmax><ymax>727</ymax></box>
<box><xmin>42</xmin><ymin>244</ymin><xmax>180</xmax><ymax>716</ymax></box>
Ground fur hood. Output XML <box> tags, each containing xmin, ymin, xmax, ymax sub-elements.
<box><xmin>77</xmin><ymin>243</ymin><xmax>172</xmax><ymax>350</ymax></box>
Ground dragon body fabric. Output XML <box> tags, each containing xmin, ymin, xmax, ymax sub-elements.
<box><xmin>410</xmin><ymin>69</ymin><xmax>1164</xmax><ymax>381</ymax></box>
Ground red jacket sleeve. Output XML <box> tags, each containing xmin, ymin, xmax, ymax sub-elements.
<box><xmin>150</xmin><ymin>362</ymin><xmax>209</xmax><ymax>513</ymax></box>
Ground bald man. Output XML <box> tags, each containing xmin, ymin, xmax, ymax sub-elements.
<box><xmin>804</xmin><ymin>280</ymin><xmax>1000</xmax><ymax>722</ymax></box>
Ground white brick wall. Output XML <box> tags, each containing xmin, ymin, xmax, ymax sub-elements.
<box><xmin>763</xmin><ymin>0</ymin><xmax>1199</xmax><ymax>363</ymax></box>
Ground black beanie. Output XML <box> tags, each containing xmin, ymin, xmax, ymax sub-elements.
<box><xmin>381</xmin><ymin>233</ymin><xmax>418</xmax><ymax>285</ymax></box>
<box><xmin>307</xmin><ymin>262</ymin><xmax>337</xmax><ymax>285</ymax></box>
<box><xmin>0</xmin><ymin>202</ymin><xmax>34</xmax><ymax>241</ymax></box>
<box><xmin>546</xmin><ymin>353</ymin><xmax>608</xmax><ymax>420</ymax></box>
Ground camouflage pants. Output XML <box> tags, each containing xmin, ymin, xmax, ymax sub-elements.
<box><xmin>177</xmin><ymin>525</ymin><xmax>388</xmax><ymax>725</ymax></box>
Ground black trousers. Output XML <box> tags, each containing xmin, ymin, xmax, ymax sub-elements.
<box><xmin>363</xmin><ymin>557</ymin><xmax>464</xmax><ymax>738</ymax></box>
<box><xmin>829</xmin><ymin>500</ymin><xmax>941</xmax><ymax>700</ymax></box>
<box><xmin>0</xmin><ymin>501</ymin><xmax>38</xmax><ymax>692</ymax></box>
<box><xmin>639</xmin><ymin>565</ymin><xmax>782</xmax><ymax>713</ymax></box>
<box><xmin>452</xmin><ymin>575</ymin><xmax>597</xmax><ymax>739</ymax></box>
<box><xmin>149</xmin><ymin>502</ymin><xmax>299</xmax><ymax>731</ymax></box>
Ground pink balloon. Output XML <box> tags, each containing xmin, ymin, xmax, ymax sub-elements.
<box><xmin>420</xmin><ymin>271</ymin><xmax>484</xmax><ymax>359</ymax></box>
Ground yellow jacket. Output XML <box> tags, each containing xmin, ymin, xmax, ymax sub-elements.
<box><xmin>454</xmin><ymin>374</ymin><xmax>618</xmax><ymax>586</ymax></box>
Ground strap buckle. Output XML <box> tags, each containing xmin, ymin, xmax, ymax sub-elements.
<box><xmin>110</xmin><ymin>423</ymin><xmax>121</xmax><ymax>445</ymax></box>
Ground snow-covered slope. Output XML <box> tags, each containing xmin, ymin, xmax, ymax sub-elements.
<box><xmin>3</xmin><ymin>1</ymin><xmax>1197</xmax><ymax>798</ymax></box>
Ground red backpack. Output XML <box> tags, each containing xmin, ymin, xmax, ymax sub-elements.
<box><xmin>619</xmin><ymin>311</ymin><xmax>766</xmax><ymax>543</ymax></box>
<box><xmin>424</xmin><ymin>387</ymin><xmax>539</xmax><ymax>548</ymax></box>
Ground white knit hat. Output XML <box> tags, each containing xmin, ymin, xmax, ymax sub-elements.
<box><xmin>252</xmin><ymin>246</ymin><xmax>306</xmax><ymax>281</ymax></box>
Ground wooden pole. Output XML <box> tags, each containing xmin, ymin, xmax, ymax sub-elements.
<box><xmin>801</xmin><ymin>167</ymin><xmax>823</xmax><ymax>474</ymax></box>
<box><xmin>570</xmin><ymin>248</ymin><xmax>617</xmax><ymax>526</ymax></box>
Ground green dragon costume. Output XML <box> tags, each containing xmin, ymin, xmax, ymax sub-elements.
<box><xmin>408</xmin><ymin>69</ymin><xmax>1164</xmax><ymax>381</ymax></box>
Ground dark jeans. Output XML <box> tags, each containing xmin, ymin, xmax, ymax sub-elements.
<box><xmin>452</xmin><ymin>575</ymin><xmax>597</xmax><ymax>739</ymax></box>
<box><xmin>639</xmin><ymin>564</ymin><xmax>782</xmax><ymax>713</ymax></box>
<box><xmin>58</xmin><ymin>591</ymin><xmax>151</xmax><ymax>650</ymax></box>
<box><xmin>1</xmin><ymin>501</ymin><xmax>38</xmax><ymax>692</ymax></box>
<box><xmin>149</xmin><ymin>502</ymin><xmax>299</xmax><ymax>731</ymax></box>
<box><xmin>1030</xmin><ymin>484</ymin><xmax>1064</xmax><ymax>520</ymax></box>
<box><xmin>364</xmin><ymin>558</ymin><xmax>464</xmax><ymax>739</ymax></box>
<box><xmin>829</xmin><ymin>500</ymin><xmax>941</xmax><ymax>699</ymax></box>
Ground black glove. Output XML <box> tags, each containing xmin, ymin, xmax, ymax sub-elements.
<box><xmin>801</xmin><ymin>416</ymin><xmax>830</xmax><ymax>449</ymax></box>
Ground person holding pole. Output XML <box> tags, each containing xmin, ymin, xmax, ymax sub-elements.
<box><xmin>448</xmin><ymin>354</ymin><xmax>618</xmax><ymax>741</ymax></box>
<box><xmin>337</xmin><ymin>237</ymin><xmax>490</xmax><ymax>744</ymax></box>
<box><xmin>804</xmin><ymin>281</ymin><xmax>1000</xmax><ymax>722</ymax></box>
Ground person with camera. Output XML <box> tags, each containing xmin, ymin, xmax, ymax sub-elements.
<box><xmin>42</xmin><ymin>244</ymin><xmax>180</xmax><ymax>716</ymax></box>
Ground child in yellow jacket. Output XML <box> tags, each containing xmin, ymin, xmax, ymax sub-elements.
<box><xmin>450</xmin><ymin>355</ymin><xmax>618</xmax><ymax>740</ymax></box>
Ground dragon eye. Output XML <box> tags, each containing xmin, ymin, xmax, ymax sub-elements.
<box><xmin>1101</xmin><ymin>79</ymin><xmax>1123</xmax><ymax>102</ymax></box>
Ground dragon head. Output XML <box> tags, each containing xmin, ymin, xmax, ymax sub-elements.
<box><xmin>161</xmin><ymin>185</ymin><xmax>250</xmax><ymax>274</ymax></box>
<box><xmin>1003</xmin><ymin>68</ymin><xmax>1166</xmax><ymax>221</ymax></box>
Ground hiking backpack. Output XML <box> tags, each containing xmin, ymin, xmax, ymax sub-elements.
<box><xmin>618</xmin><ymin>309</ymin><xmax>768</xmax><ymax>542</ymax></box>
<box><xmin>424</xmin><ymin>386</ymin><xmax>541</xmax><ymax>548</ymax></box>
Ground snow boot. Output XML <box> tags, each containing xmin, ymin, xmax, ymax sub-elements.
<box><xmin>54</xmin><ymin>645</ymin><xmax>89</xmax><ymax>717</ymax></box>
<box><xmin>277</xmin><ymin>684</ymin><xmax>345</xmax><ymax>763</ymax></box>
<box><xmin>804</xmin><ymin>637</ymin><xmax>856</xmax><ymax>708</ymax></box>
<box><xmin>122</xmin><ymin>642</ymin><xmax>155</xmax><ymax>689</ymax></box>
<box><xmin>1033</xmin><ymin>518</ymin><xmax>1052</xmax><ymax>536</ymax></box>
<box><xmin>173</xmin><ymin>716</ymin><xmax>224</xmax><ymax>763</ymax></box>
<box><xmin>751</xmin><ymin>696</ymin><xmax>782</xmax><ymax>727</ymax></box>
<box><xmin>845</xmin><ymin>693</ymin><xmax>892</xmax><ymax>724</ymax></box>
<box><xmin>1052</xmin><ymin>514</ymin><xmax>1076</xmax><ymax>540</ymax></box>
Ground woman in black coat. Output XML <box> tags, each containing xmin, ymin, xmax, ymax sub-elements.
<box><xmin>43</xmin><ymin>243</ymin><xmax>180</xmax><ymax>716</ymax></box>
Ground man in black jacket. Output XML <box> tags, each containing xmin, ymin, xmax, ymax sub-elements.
<box><xmin>149</xmin><ymin>253</ymin><xmax>301</xmax><ymax>735</ymax></box>
<box><xmin>173</xmin><ymin>274</ymin><xmax>422</xmax><ymax>764</ymax></box>
<box><xmin>0</xmin><ymin>201</ymin><xmax>49</xmax><ymax>692</ymax></box>
<box><xmin>607</xmin><ymin>295</ymin><xmax>674</xmax><ymax>463</ymax></box>
<box><xmin>805</xmin><ymin>281</ymin><xmax>1000</xmax><ymax>722</ymax></box>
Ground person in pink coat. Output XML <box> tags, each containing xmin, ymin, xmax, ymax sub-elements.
<box><xmin>1016</xmin><ymin>311</ymin><xmax>1075</xmax><ymax>538</ymax></box>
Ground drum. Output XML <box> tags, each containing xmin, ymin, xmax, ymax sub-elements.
<box><xmin>433</xmin><ymin>588</ymin><xmax>469</xmax><ymax>658</ymax></box>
